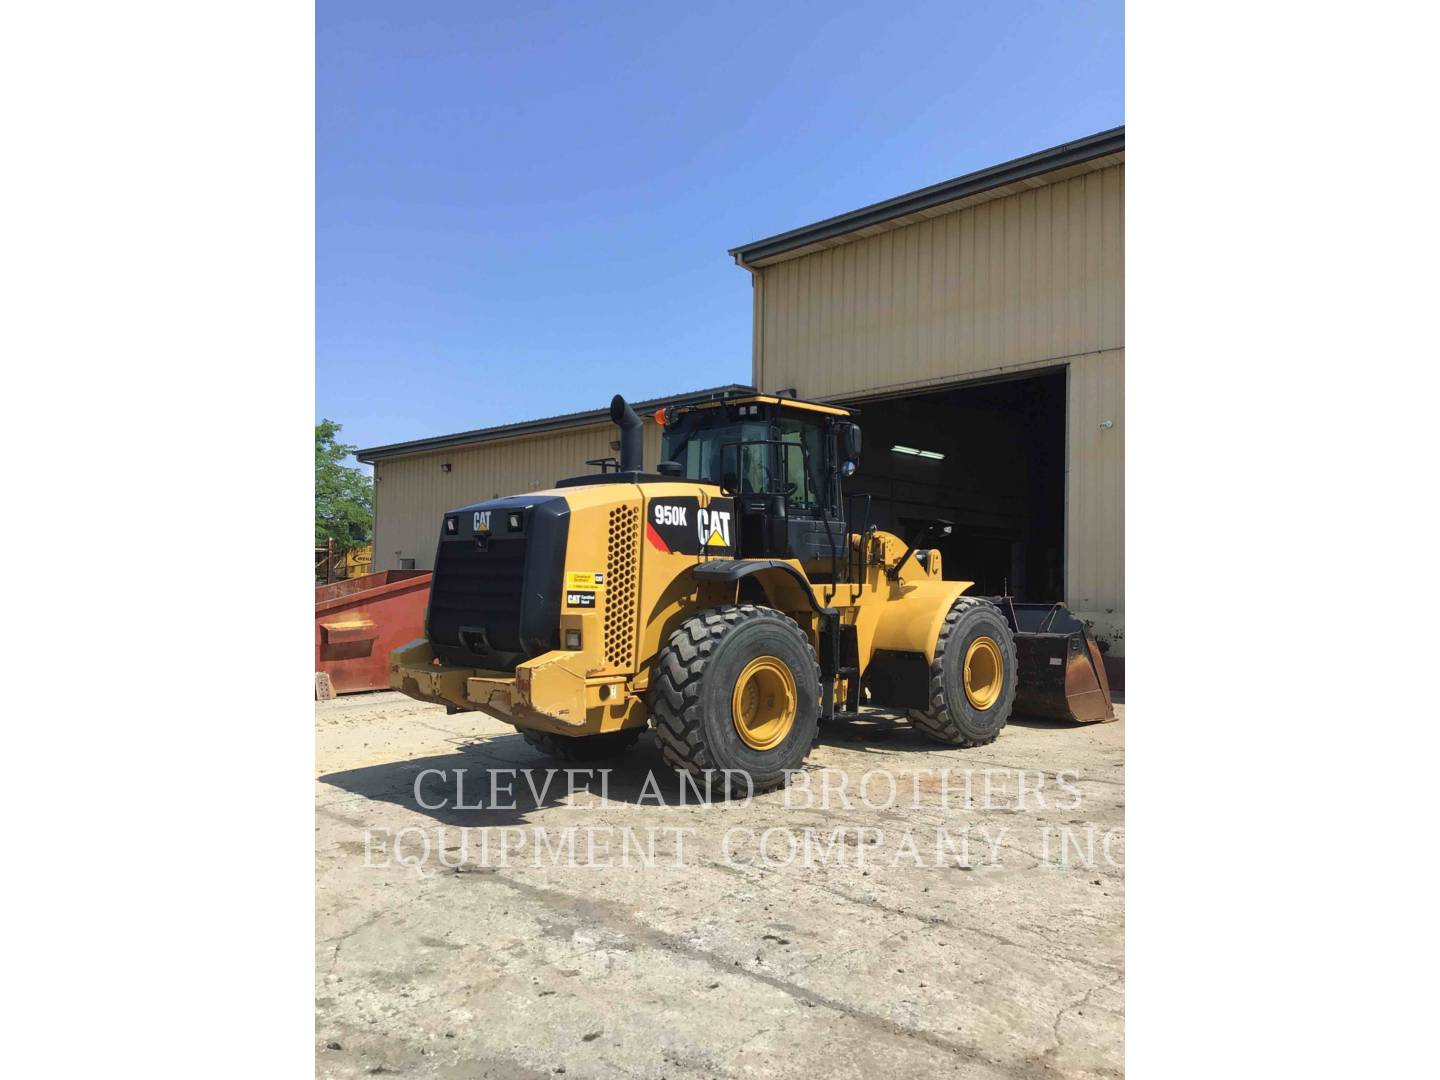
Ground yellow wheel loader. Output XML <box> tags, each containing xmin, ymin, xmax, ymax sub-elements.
<box><xmin>390</xmin><ymin>391</ymin><xmax>1113</xmax><ymax>791</ymax></box>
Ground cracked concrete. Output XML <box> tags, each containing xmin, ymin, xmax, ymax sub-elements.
<box><xmin>316</xmin><ymin>693</ymin><xmax>1124</xmax><ymax>1078</ymax></box>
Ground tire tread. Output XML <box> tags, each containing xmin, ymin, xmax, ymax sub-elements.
<box><xmin>649</xmin><ymin>604</ymin><xmax>820</xmax><ymax>792</ymax></box>
<box><xmin>908</xmin><ymin>596</ymin><xmax>1013</xmax><ymax>747</ymax></box>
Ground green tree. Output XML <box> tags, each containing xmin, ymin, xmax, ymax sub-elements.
<box><xmin>316</xmin><ymin>419</ymin><xmax>373</xmax><ymax>549</ymax></box>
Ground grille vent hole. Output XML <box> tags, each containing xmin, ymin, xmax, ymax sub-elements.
<box><xmin>604</xmin><ymin>506</ymin><xmax>639</xmax><ymax>668</ymax></box>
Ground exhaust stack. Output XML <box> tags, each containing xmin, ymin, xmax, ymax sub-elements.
<box><xmin>609</xmin><ymin>394</ymin><xmax>643</xmax><ymax>473</ymax></box>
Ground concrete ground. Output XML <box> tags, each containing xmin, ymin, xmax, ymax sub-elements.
<box><xmin>316</xmin><ymin>693</ymin><xmax>1124</xmax><ymax>1079</ymax></box>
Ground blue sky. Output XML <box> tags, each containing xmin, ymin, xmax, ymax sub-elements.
<box><xmin>318</xmin><ymin>0</ymin><xmax>1123</xmax><ymax>459</ymax></box>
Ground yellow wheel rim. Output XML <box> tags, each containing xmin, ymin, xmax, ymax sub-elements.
<box><xmin>731</xmin><ymin>656</ymin><xmax>797</xmax><ymax>751</ymax></box>
<box><xmin>963</xmin><ymin>635</ymin><xmax>1004</xmax><ymax>711</ymax></box>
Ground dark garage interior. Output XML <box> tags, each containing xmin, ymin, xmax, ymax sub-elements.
<box><xmin>841</xmin><ymin>369</ymin><xmax>1066</xmax><ymax>601</ymax></box>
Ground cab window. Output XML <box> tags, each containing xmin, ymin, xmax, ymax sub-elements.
<box><xmin>775</xmin><ymin>415</ymin><xmax>830</xmax><ymax>512</ymax></box>
<box><xmin>661</xmin><ymin>416</ymin><xmax>770</xmax><ymax>492</ymax></box>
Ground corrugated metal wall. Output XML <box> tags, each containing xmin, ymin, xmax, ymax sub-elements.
<box><xmin>751</xmin><ymin>163</ymin><xmax>1124</xmax><ymax>650</ymax></box>
<box><xmin>753</xmin><ymin>164</ymin><xmax>1124</xmax><ymax>399</ymax></box>
<box><xmin>1065</xmin><ymin>348</ymin><xmax>1124</xmax><ymax>649</ymax></box>
<box><xmin>372</xmin><ymin>421</ymin><xmax>664</xmax><ymax>571</ymax></box>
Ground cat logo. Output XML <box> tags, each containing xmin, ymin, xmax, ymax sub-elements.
<box><xmin>697</xmin><ymin>507</ymin><xmax>732</xmax><ymax>549</ymax></box>
<box><xmin>474</xmin><ymin>511</ymin><xmax>491</xmax><ymax>533</ymax></box>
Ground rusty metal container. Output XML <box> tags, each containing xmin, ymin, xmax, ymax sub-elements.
<box><xmin>315</xmin><ymin>570</ymin><xmax>431</xmax><ymax>694</ymax></box>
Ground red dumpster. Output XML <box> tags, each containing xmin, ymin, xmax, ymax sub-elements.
<box><xmin>315</xmin><ymin>570</ymin><xmax>432</xmax><ymax>694</ymax></box>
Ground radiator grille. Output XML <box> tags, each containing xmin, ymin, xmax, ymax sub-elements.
<box><xmin>430</xmin><ymin>536</ymin><xmax>527</xmax><ymax>653</ymax></box>
<box><xmin>604</xmin><ymin>505</ymin><xmax>639</xmax><ymax>668</ymax></box>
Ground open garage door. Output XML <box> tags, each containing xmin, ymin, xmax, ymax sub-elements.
<box><xmin>841</xmin><ymin>369</ymin><xmax>1065</xmax><ymax>602</ymax></box>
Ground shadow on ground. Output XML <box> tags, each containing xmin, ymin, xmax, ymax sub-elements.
<box><xmin>318</xmin><ymin>707</ymin><xmax>1106</xmax><ymax>827</ymax></box>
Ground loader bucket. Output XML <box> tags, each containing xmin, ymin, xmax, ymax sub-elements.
<box><xmin>991</xmin><ymin>599</ymin><xmax>1116</xmax><ymax>723</ymax></box>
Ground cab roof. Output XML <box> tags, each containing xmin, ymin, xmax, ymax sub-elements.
<box><xmin>670</xmin><ymin>393</ymin><xmax>852</xmax><ymax>419</ymax></box>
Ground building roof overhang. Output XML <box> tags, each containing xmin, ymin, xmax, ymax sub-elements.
<box><xmin>728</xmin><ymin>126</ymin><xmax>1124</xmax><ymax>269</ymax></box>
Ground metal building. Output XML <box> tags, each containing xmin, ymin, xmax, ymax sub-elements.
<box><xmin>359</xmin><ymin>126</ymin><xmax>1123</xmax><ymax>656</ymax></box>
<box><xmin>728</xmin><ymin>126</ymin><xmax>1124</xmax><ymax>656</ymax></box>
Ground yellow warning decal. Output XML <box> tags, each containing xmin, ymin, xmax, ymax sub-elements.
<box><xmin>566</xmin><ymin>570</ymin><xmax>605</xmax><ymax>589</ymax></box>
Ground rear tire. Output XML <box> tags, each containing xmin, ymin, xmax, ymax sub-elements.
<box><xmin>650</xmin><ymin>605</ymin><xmax>821</xmax><ymax>795</ymax></box>
<box><xmin>909</xmin><ymin>596</ymin><xmax>1016</xmax><ymax>747</ymax></box>
<box><xmin>520</xmin><ymin>728</ymin><xmax>642</xmax><ymax>762</ymax></box>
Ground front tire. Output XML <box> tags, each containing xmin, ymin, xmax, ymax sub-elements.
<box><xmin>650</xmin><ymin>605</ymin><xmax>820</xmax><ymax>794</ymax></box>
<box><xmin>908</xmin><ymin>596</ymin><xmax>1017</xmax><ymax>747</ymax></box>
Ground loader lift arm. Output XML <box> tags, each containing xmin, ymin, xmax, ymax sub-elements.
<box><xmin>886</xmin><ymin>518</ymin><xmax>955</xmax><ymax>581</ymax></box>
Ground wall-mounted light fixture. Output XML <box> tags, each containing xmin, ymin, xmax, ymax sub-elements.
<box><xmin>1100</xmin><ymin>420</ymin><xmax>1114</xmax><ymax>430</ymax></box>
<box><xmin>440</xmin><ymin>462</ymin><xmax>452</xmax><ymax>472</ymax></box>
<box><xmin>891</xmin><ymin>444</ymin><xmax>945</xmax><ymax>460</ymax></box>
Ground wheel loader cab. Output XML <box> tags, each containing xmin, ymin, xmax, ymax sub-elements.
<box><xmin>658</xmin><ymin>395</ymin><xmax>860</xmax><ymax>569</ymax></box>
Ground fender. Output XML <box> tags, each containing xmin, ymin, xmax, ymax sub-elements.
<box><xmin>691</xmin><ymin>559</ymin><xmax>838</xmax><ymax>616</ymax></box>
<box><xmin>869</xmin><ymin>579</ymin><xmax>975</xmax><ymax>664</ymax></box>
